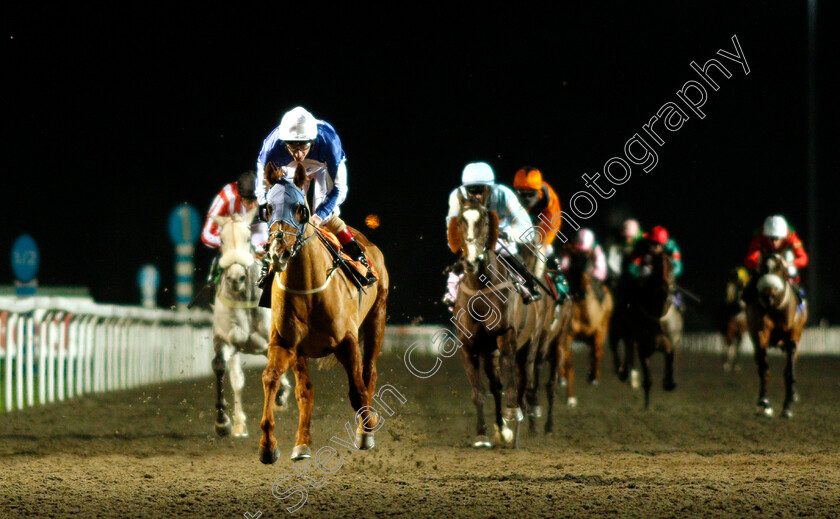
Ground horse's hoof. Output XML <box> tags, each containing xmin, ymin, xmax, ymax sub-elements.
<box><xmin>663</xmin><ymin>380</ymin><xmax>676</xmax><ymax>392</ymax></box>
<box><xmin>630</xmin><ymin>370</ymin><xmax>640</xmax><ymax>390</ymax></box>
<box><xmin>215</xmin><ymin>420</ymin><xmax>233</xmax><ymax>438</ymax></box>
<box><xmin>232</xmin><ymin>423</ymin><xmax>248</xmax><ymax>438</ymax></box>
<box><xmin>781</xmin><ymin>409</ymin><xmax>794</xmax><ymax>420</ymax></box>
<box><xmin>494</xmin><ymin>424</ymin><xmax>514</xmax><ymax>445</ymax></box>
<box><xmin>567</xmin><ymin>397</ymin><xmax>578</xmax><ymax>408</ymax></box>
<box><xmin>290</xmin><ymin>445</ymin><xmax>312</xmax><ymax>461</ymax></box>
<box><xmin>355</xmin><ymin>432</ymin><xmax>375</xmax><ymax>451</ymax></box>
<box><xmin>723</xmin><ymin>363</ymin><xmax>732</xmax><ymax>373</ymax></box>
<box><xmin>560</xmin><ymin>377</ymin><xmax>568</xmax><ymax>388</ymax></box>
<box><xmin>792</xmin><ymin>391</ymin><xmax>800</xmax><ymax>403</ymax></box>
<box><xmin>589</xmin><ymin>378</ymin><xmax>599</xmax><ymax>387</ymax></box>
<box><xmin>527</xmin><ymin>405</ymin><xmax>543</xmax><ymax>419</ymax></box>
<box><xmin>472</xmin><ymin>435</ymin><xmax>492</xmax><ymax>448</ymax></box>
<box><xmin>756</xmin><ymin>399</ymin><xmax>774</xmax><ymax>418</ymax></box>
<box><xmin>259</xmin><ymin>446</ymin><xmax>280</xmax><ymax>465</ymax></box>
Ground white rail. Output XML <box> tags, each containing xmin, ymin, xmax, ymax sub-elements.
<box><xmin>0</xmin><ymin>297</ymin><xmax>212</xmax><ymax>413</ymax></box>
<box><xmin>380</xmin><ymin>324</ymin><xmax>840</xmax><ymax>357</ymax></box>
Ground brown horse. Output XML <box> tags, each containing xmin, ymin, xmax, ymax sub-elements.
<box><xmin>722</xmin><ymin>267</ymin><xmax>749</xmax><ymax>372</ymax></box>
<box><xmin>516</xmin><ymin>244</ymin><xmax>575</xmax><ymax>434</ymax></box>
<box><xmin>257</xmin><ymin>167</ymin><xmax>388</xmax><ymax>463</ymax></box>
<box><xmin>560</xmin><ymin>246</ymin><xmax>614</xmax><ymax>403</ymax></box>
<box><xmin>448</xmin><ymin>200</ymin><xmax>542</xmax><ymax>448</ymax></box>
<box><xmin>747</xmin><ymin>253</ymin><xmax>807</xmax><ymax>419</ymax></box>
<box><xmin>627</xmin><ymin>251</ymin><xmax>682</xmax><ymax>409</ymax></box>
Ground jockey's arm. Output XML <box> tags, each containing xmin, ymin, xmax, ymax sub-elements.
<box><xmin>743</xmin><ymin>235</ymin><xmax>762</xmax><ymax>270</ymax></box>
<box><xmin>200</xmin><ymin>192</ymin><xmax>226</xmax><ymax>249</ymax></box>
<box><xmin>501</xmin><ymin>186</ymin><xmax>534</xmax><ymax>243</ymax></box>
<box><xmin>788</xmin><ymin>233</ymin><xmax>808</xmax><ymax>268</ymax></box>
<box><xmin>313</xmin><ymin>160</ymin><xmax>348</xmax><ymax>222</ymax></box>
<box><xmin>445</xmin><ymin>188</ymin><xmax>461</xmax><ymax>228</ymax></box>
<box><xmin>592</xmin><ymin>244</ymin><xmax>608</xmax><ymax>281</ymax></box>
<box><xmin>606</xmin><ymin>243</ymin><xmax>623</xmax><ymax>278</ymax></box>
<box><xmin>666</xmin><ymin>240</ymin><xmax>683</xmax><ymax>277</ymax></box>
<box><xmin>255</xmin><ymin>126</ymin><xmax>284</xmax><ymax>206</ymax></box>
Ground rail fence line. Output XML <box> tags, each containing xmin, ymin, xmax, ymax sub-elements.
<box><xmin>0</xmin><ymin>297</ymin><xmax>213</xmax><ymax>413</ymax></box>
<box><xmin>382</xmin><ymin>325</ymin><xmax>840</xmax><ymax>357</ymax></box>
<box><xmin>3</xmin><ymin>299</ymin><xmax>838</xmax><ymax>414</ymax></box>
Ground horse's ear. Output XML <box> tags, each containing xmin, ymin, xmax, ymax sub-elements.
<box><xmin>487</xmin><ymin>210</ymin><xmax>500</xmax><ymax>252</ymax></box>
<box><xmin>294</xmin><ymin>162</ymin><xmax>307</xmax><ymax>190</ymax></box>
<box><xmin>447</xmin><ymin>218</ymin><xmax>461</xmax><ymax>254</ymax></box>
<box><xmin>264</xmin><ymin>162</ymin><xmax>282</xmax><ymax>188</ymax></box>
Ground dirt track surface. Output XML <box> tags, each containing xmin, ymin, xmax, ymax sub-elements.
<box><xmin>2</xmin><ymin>351</ymin><xmax>840</xmax><ymax>518</ymax></box>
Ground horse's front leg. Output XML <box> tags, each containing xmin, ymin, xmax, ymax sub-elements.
<box><xmin>335</xmin><ymin>335</ymin><xmax>377</xmax><ymax>452</ymax></box>
<box><xmin>484</xmin><ymin>349</ymin><xmax>506</xmax><ymax>445</ymax></box>
<box><xmin>781</xmin><ymin>341</ymin><xmax>797</xmax><ymax>419</ymax></box>
<box><xmin>212</xmin><ymin>339</ymin><xmax>232</xmax><ymax>437</ymax></box>
<box><xmin>228</xmin><ymin>352</ymin><xmax>248</xmax><ymax>437</ymax></box>
<box><xmin>563</xmin><ymin>334</ymin><xmax>577</xmax><ymax>407</ymax></box>
<box><xmin>640</xmin><ymin>350</ymin><xmax>653</xmax><ymax>410</ymax></box>
<box><xmin>258</xmin><ymin>332</ymin><xmax>295</xmax><ymax>464</ymax></box>
<box><xmin>461</xmin><ymin>347</ymin><xmax>490</xmax><ymax>447</ymax></box>
<box><xmin>752</xmin><ymin>334</ymin><xmax>773</xmax><ymax>417</ymax></box>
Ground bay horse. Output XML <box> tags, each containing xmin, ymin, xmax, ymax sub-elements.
<box><xmin>515</xmin><ymin>243</ymin><xmax>575</xmax><ymax>434</ymax></box>
<box><xmin>211</xmin><ymin>208</ymin><xmax>291</xmax><ymax>438</ymax></box>
<box><xmin>258</xmin><ymin>167</ymin><xmax>388</xmax><ymax>463</ymax></box>
<box><xmin>560</xmin><ymin>245</ymin><xmax>614</xmax><ymax>400</ymax></box>
<box><xmin>608</xmin><ymin>274</ymin><xmax>637</xmax><ymax>387</ymax></box>
<box><xmin>722</xmin><ymin>267</ymin><xmax>749</xmax><ymax>372</ymax></box>
<box><xmin>747</xmin><ymin>252</ymin><xmax>807</xmax><ymax>418</ymax></box>
<box><xmin>448</xmin><ymin>199</ymin><xmax>540</xmax><ymax>448</ymax></box>
<box><xmin>627</xmin><ymin>251</ymin><xmax>682</xmax><ymax>409</ymax></box>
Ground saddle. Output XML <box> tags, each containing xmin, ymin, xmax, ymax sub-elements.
<box><xmin>314</xmin><ymin>228</ymin><xmax>379</xmax><ymax>289</ymax></box>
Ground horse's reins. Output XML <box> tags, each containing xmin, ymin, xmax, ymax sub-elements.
<box><xmin>268</xmin><ymin>221</ymin><xmax>343</xmax><ymax>295</ymax></box>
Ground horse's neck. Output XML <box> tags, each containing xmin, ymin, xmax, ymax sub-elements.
<box><xmin>287</xmin><ymin>227</ymin><xmax>331</xmax><ymax>284</ymax></box>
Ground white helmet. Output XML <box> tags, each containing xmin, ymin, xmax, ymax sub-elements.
<box><xmin>461</xmin><ymin>162</ymin><xmax>495</xmax><ymax>185</ymax></box>
<box><xmin>762</xmin><ymin>215</ymin><xmax>789</xmax><ymax>239</ymax></box>
<box><xmin>574</xmin><ymin>228</ymin><xmax>595</xmax><ymax>251</ymax></box>
<box><xmin>622</xmin><ymin>219</ymin><xmax>640</xmax><ymax>240</ymax></box>
<box><xmin>278</xmin><ymin>106</ymin><xmax>318</xmax><ymax>141</ymax></box>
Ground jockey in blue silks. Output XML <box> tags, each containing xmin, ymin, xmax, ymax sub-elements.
<box><xmin>256</xmin><ymin>106</ymin><xmax>375</xmax><ymax>286</ymax></box>
<box><xmin>443</xmin><ymin>162</ymin><xmax>544</xmax><ymax>307</ymax></box>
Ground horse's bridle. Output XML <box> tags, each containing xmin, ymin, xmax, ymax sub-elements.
<box><xmin>268</xmin><ymin>218</ymin><xmax>319</xmax><ymax>269</ymax></box>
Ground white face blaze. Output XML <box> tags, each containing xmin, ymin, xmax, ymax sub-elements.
<box><xmin>462</xmin><ymin>208</ymin><xmax>481</xmax><ymax>263</ymax></box>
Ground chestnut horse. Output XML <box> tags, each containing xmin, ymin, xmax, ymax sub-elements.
<box><xmin>560</xmin><ymin>246</ymin><xmax>614</xmax><ymax>402</ymax></box>
<box><xmin>627</xmin><ymin>251</ymin><xmax>682</xmax><ymax>409</ymax></box>
<box><xmin>448</xmin><ymin>200</ymin><xmax>543</xmax><ymax>448</ymax></box>
<box><xmin>722</xmin><ymin>267</ymin><xmax>749</xmax><ymax>372</ymax></box>
<box><xmin>258</xmin><ymin>168</ymin><xmax>388</xmax><ymax>463</ymax></box>
<box><xmin>747</xmin><ymin>253</ymin><xmax>807</xmax><ymax>419</ymax></box>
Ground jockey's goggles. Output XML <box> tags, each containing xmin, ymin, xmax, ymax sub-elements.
<box><xmin>285</xmin><ymin>141</ymin><xmax>312</xmax><ymax>153</ymax></box>
<box><xmin>515</xmin><ymin>188</ymin><xmax>540</xmax><ymax>200</ymax></box>
<box><xmin>464</xmin><ymin>184</ymin><xmax>490</xmax><ymax>197</ymax></box>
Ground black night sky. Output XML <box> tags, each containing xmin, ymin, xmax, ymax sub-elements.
<box><xmin>2</xmin><ymin>2</ymin><xmax>838</xmax><ymax>329</ymax></box>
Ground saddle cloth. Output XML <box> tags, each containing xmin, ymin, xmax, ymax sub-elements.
<box><xmin>316</xmin><ymin>228</ymin><xmax>379</xmax><ymax>279</ymax></box>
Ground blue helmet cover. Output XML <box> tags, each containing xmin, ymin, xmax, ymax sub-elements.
<box><xmin>266</xmin><ymin>178</ymin><xmax>307</xmax><ymax>232</ymax></box>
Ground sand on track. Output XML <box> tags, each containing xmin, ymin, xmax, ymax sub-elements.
<box><xmin>2</xmin><ymin>350</ymin><xmax>839</xmax><ymax>518</ymax></box>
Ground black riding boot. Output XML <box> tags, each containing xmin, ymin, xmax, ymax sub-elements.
<box><xmin>342</xmin><ymin>238</ymin><xmax>378</xmax><ymax>287</ymax></box>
